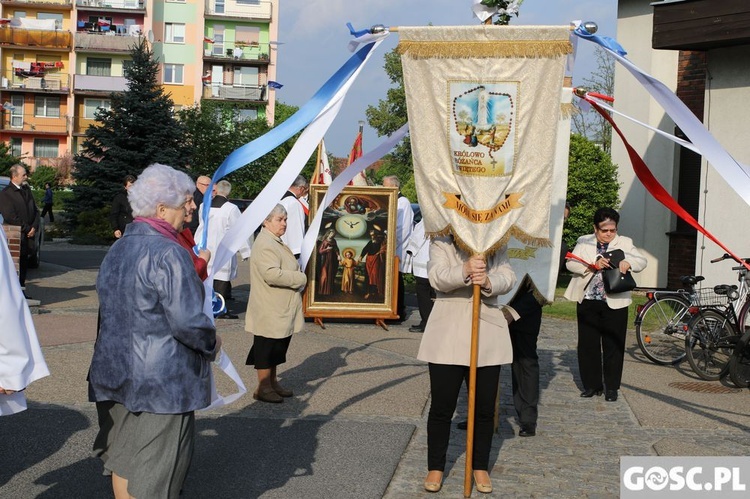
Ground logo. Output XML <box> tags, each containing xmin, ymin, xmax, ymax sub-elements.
<box><xmin>621</xmin><ymin>457</ymin><xmax>749</xmax><ymax>497</ymax></box>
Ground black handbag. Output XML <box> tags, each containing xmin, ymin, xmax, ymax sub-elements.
<box><xmin>601</xmin><ymin>249</ymin><xmax>637</xmax><ymax>294</ymax></box>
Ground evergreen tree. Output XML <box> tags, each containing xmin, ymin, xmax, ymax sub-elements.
<box><xmin>71</xmin><ymin>38</ymin><xmax>187</xmax><ymax>214</ymax></box>
<box><xmin>0</xmin><ymin>142</ymin><xmax>23</xmax><ymax>177</ymax></box>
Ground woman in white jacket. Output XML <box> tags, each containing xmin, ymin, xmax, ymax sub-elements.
<box><xmin>564</xmin><ymin>207</ymin><xmax>647</xmax><ymax>402</ymax></box>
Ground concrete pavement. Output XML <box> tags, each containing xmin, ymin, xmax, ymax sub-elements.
<box><xmin>2</xmin><ymin>240</ymin><xmax>748</xmax><ymax>498</ymax></box>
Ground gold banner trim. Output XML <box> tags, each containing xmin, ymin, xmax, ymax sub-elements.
<box><xmin>397</xmin><ymin>40</ymin><xmax>572</xmax><ymax>59</ymax></box>
<box><xmin>442</xmin><ymin>192</ymin><xmax>523</xmax><ymax>224</ymax></box>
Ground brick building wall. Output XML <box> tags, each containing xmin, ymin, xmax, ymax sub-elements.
<box><xmin>2</xmin><ymin>224</ymin><xmax>22</xmax><ymax>276</ymax></box>
<box><xmin>667</xmin><ymin>51</ymin><xmax>706</xmax><ymax>289</ymax></box>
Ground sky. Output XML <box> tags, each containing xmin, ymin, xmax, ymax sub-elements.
<box><xmin>275</xmin><ymin>0</ymin><xmax>618</xmax><ymax>158</ymax></box>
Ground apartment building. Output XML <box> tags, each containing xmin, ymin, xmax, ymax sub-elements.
<box><xmin>0</xmin><ymin>0</ymin><xmax>277</xmax><ymax>171</ymax></box>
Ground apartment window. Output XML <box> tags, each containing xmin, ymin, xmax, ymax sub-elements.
<box><xmin>237</xmin><ymin>109</ymin><xmax>257</xmax><ymax>121</ymax></box>
<box><xmin>87</xmin><ymin>58</ymin><xmax>112</xmax><ymax>77</ymax></box>
<box><xmin>84</xmin><ymin>98</ymin><xmax>111</xmax><ymax>119</ymax></box>
<box><xmin>165</xmin><ymin>23</ymin><xmax>186</xmax><ymax>44</ymax></box>
<box><xmin>38</xmin><ymin>12</ymin><xmax>63</xmax><ymax>30</ymax></box>
<box><xmin>163</xmin><ymin>64</ymin><xmax>184</xmax><ymax>84</ymax></box>
<box><xmin>233</xmin><ymin>66</ymin><xmax>258</xmax><ymax>87</ymax></box>
<box><xmin>9</xmin><ymin>138</ymin><xmax>22</xmax><ymax>158</ymax></box>
<box><xmin>237</xmin><ymin>0</ymin><xmax>260</xmax><ymax>5</ymax></box>
<box><xmin>34</xmin><ymin>139</ymin><xmax>59</xmax><ymax>158</ymax></box>
<box><xmin>35</xmin><ymin>96</ymin><xmax>60</xmax><ymax>118</ymax></box>
<box><xmin>236</xmin><ymin>26</ymin><xmax>260</xmax><ymax>44</ymax></box>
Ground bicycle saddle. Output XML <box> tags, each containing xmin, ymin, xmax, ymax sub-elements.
<box><xmin>681</xmin><ymin>275</ymin><xmax>705</xmax><ymax>286</ymax></box>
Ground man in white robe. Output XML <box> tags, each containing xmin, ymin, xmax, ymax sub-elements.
<box><xmin>279</xmin><ymin>175</ymin><xmax>309</xmax><ymax>259</ymax></box>
<box><xmin>0</xmin><ymin>215</ymin><xmax>49</xmax><ymax>415</ymax></box>
<box><xmin>383</xmin><ymin>175</ymin><xmax>414</xmax><ymax>322</ymax></box>
<box><xmin>195</xmin><ymin>180</ymin><xmax>252</xmax><ymax>319</ymax></box>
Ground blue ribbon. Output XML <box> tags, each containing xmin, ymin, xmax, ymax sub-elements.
<box><xmin>573</xmin><ymin>25</ymin><xmax>627</xmax><ymax>57</ymax></box>
<box><xmin>198</xmin><ymin>41</ymin><xmax>376</xmax><ymax>249</ymax></box>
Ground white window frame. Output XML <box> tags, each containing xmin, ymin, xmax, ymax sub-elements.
<box><xmin>163</xmin><ymin>64</ymin><xmax>184</xmax><ymax>84</ymax></box>
<box><xmin>84</xmin><ymin>98</ymin><xmax>111</xmax><ymax>119</ymax></box>
<box><xmin>165</xmin><ymin>23</ymin><xmax>186</xmax><ymax>44</ymax></box>
<box><xmin>34</xmin><ymin>95</ymin><xmax>60</xmax><ymax>118</ymax></box>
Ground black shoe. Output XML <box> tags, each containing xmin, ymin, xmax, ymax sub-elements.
<box><xmin>605</xmin><ymin>389</ymin><xmax>618</xmax><ymax>402</ymax></box>
<box><xmin>580</xmin><ymin>387</ymin><xmax>603</xmax><ymax>398</ymax></box>
<box><xmin>456</xmin><ymin>420</ymin><xmax>468</xmax><ymax>430</ymax></box>
<box><xmin>217</xmin><ymin>313</ymin><xmax>239</xmax><ymax>319</ymax></box>
<box><xmin>408</xmin><ymin>324</ymin><xmax>425</xmax><ymax>333</ymax></box>
<box><xmin>518</xmin><ymin>425</ymin><xmax>536</xmax><ymax>437</ymax></box>
<box><xmin>23</xmin><ymin>292</ymin><xmax>32</xmax><ymax>300</ymax></box>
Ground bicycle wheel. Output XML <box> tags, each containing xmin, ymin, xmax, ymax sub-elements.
<box><xmin>635</xmin><ymin>295</ymin><xmax>690</xmax><ymax>365</ymax></box>
<box><xmin>728</xmin><ymin>332</ymin><xmax>750</xmax><ymax>388</ymax></box>
<box><xmin>684</xmin><ymin>309</ymin><xmax>735</xmax><ymax>381</ymax></box>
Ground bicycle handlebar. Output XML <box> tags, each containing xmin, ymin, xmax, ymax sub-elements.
<box><xmin>710</xmin><ymin>253</ymin><xmax>750</xmax><ymax>264</ymax></box>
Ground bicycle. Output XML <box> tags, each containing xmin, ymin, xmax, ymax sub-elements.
<box><xmin>728</xmin><ymin>329</ymin><xmax>750</xmax><ymax>388</ymax></box>
<box><xmin>684</xmin><ymin>255</ymin><xmax>750</xmax><ymax>381</ymax></box>
<box><xmin>634</xmin><ymin>275</ymin><xmax>704</xmax><ymax>365</ymax></box>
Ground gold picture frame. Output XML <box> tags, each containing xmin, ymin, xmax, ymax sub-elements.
<box><xmin>304</xmin><ymin>186</ymin><xmax>399</xmax><ymax>322</ymax></box>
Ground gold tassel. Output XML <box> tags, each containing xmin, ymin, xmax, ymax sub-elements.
<box><xmin>560</xmin><ymin>102</ymin><xmax>578</xmax><ymax>119</ymax></box>
<box><xmin>425</xmin><ymin>225</ymin><xmax>551</xmax><ymax>259</ymax></box>
<box><xmin>397</xmin><ymin>40</ymin><xmax>572</xmax><ymax>59</ymax></box>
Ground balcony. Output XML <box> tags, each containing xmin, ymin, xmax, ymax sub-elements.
<box><xmin>3</xmin><ymin>68</ymin><xmax>71</xmax><ymax>92</ymax></box>
<box><xmin>0</xmin><ymin>27</ymin><xmax>72</xmax><ymax>50</ymax></box>
<box><xmin>203</xmin><ymin>83</ymin><xmax>266</xmax><ymax>102</ymax></box>
<box><xmin>0</xmin><ymin>0</ymin><xmax>73</xmax><ymax>10</ymax></box>
<box><xmin>74</xmin><ymin>74</ymin><xmax>127</xmax><ymax>93</ymax></box>
<box><xmin>203</xmin><ymin>42</ymin><xmax>271</xmax><ymax>65</ymax></box>
<box><xmin>75</xmin><ymin>30</ymin><xmax>142</xmax><ymax>52</ymax></box>
<box><xmin>653</xmin><ymin>0</ymin><xmax>750</xmax><ymax>51</ymax></box>
<box><xmin>204</xmin><ymin>0</ymin><xmax>272</xmax><ymax>20</ymax></box>
<box><xmin>76</xmin><ymin>0</ymin><xmax>145</xmax><ymax>11</ymax></box>
<box><xmin>0</xmin><ymin>112</ymin><xmax>69</xmax><ymax>134</ymax></box>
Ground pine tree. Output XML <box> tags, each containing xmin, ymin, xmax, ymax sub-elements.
<box><xmin>71</xmin><ymin>38</ymin><xmax>187</xmax><ymax>214</ymax></box>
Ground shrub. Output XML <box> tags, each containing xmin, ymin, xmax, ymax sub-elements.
<box><xmin>71</xmin><ymin>207</ymin><xmax>114</xmax><ymax>245</ymax></box>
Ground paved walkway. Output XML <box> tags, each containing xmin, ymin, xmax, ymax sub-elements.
<box><xmin>2</xmin><ymin>241</ymin><xmax>748</xmax><ymax>498</ymax></box>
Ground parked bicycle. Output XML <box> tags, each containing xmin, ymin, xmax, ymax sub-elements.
<box><xmin>684</xmin><ymin>255</ymin><xmax>750</xmax><ymax>382</ymax></box>
<box><xmin>728</xmin><ymin>329</ymin><xmax>750</xmax><ymax>388</ymax></box>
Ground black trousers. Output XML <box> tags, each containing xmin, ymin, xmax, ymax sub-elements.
<box><xmin>427</xmin><ymin>363</ymin><xmax>501</xmax><ymax>472</ymax></box>
<box><xmin>41</xmin><ymin>203</ymin><xmax>54</xmax><ymax>222</ymax></box>
<box><xmin>397</xmin><ymin>271</ymin><xmax>406</xmax><ymax>320</ymax></box>
<box><xmin>19</xmin><ymin>233</ymin><xmax>29</xmax><ymax>287</ymax></box>
<box><xmin>576</xmin><ymin>299</ymin><xmax>629</xmax><ymax>391</ymax></box>
<box><xmin>415</xmin><ymin>276</ymin><xmax>435</xmax><ymax>327</ymax></box>
<box><xmin>213</xmin><ymin>280</ymin><xmax>232</xmax><ymax>301</ymax></box>
<box><xmin>510</xmin><ymin>301</ymin><xmax>542</xmax><ymax>427</ymax></box>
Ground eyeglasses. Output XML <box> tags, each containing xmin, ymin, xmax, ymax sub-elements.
<box><xmin>597</xmin><ymin>227</ymin><xmax>617</xmax><ymax>234</ymax></box>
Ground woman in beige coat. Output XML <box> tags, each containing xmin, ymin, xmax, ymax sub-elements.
<box><xmin>564</xmin><ymin>207</ymin><xmax>647</xmax><ymax>402</ymax></box>
<box><xmin>417</xmin><ymin>236</ymin><xmax>516</xmax><ymax>494</ymax></box>
<box><xmin>245</xmin><ymin>204</ymin><xmax>307</xmax><ymax>404</ymax></box>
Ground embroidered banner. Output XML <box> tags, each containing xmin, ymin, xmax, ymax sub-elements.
<box><xmin>399</xmin><ymin>25</ymin><xmax>571</xmax><ymax>256</ymax></box>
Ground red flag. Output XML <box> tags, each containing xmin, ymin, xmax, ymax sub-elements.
<box><xmin>347</xmin><ymin>130</ymin><xmax>368</xmax><ymax>186</ymax></box>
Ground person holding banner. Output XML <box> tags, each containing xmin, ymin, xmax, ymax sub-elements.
<box><xmin>564</xmin><ymin>207</ymin><xmax>647</xmax><ymax>402</ymax></box>
<box><xmin>88</xmin><ymin>164</ymin><xmax>220</xmax><ymax>499</ymax></box>
<box><xmin>417</xmin><ymin>236</ymin><xmax>516</xmax><ymax>494</ymax></box>
<box><xmin>245</xmin><ymin>204</ymin><xmax>307</xmax><ymax>404</ymax></box>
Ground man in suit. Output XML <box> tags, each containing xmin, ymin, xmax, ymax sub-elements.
<box><xmin>109</xmin><ymin>175</ymin><xmax>135</xmax><ymax>239</ymax></box>
<box><xmin>188</xmin><ymin>175</ymin><xmax>211</xmax><ymax>234</ymax></box>
<box><xmin>0</xmin><ymin>165</ymin><xmax>40</xmax><ymax>293</ymax></box>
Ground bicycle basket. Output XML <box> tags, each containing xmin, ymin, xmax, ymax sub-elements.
<box><xmin>693</xmin><ymin>287</ymin><xmax>731</xmax><ymax>307</ymax></box>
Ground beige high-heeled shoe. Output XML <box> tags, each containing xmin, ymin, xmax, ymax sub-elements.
<box><xmin>424</xmin><ymin>470</ymin><xmax>443</xmax><ymax>493</ymax></box>
<box><xmin>474</xmin><ymin>470</ymin><xmax>493</xmax><ymax>494</ymax></box>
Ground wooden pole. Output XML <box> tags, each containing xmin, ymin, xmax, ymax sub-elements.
<box><xmin>314</xmin><ymin>141</ymin><xmax>323</xmax><ymax>184</ymax></box>
<box><xmin>464</xmin><ymin>283</ymin><xmax>482</xmax><ymax>498</ymax></box>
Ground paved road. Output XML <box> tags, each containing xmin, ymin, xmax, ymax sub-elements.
<box><xmin>3</xmin><ymin>241</ymin><xmax>748</xmax><ymax>498</ymax></box>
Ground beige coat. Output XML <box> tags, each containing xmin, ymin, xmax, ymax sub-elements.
<box><xmin>417</xmin><ymin>237</ymin><xmax>517</xmax><ymax>367</ymax></box>
<box><xmin>245</xmin><ymin>228</ymin><xmax>307</xmax><ymax>338</ymax></box>
<box><xmin>564</xmin><ymin>233</ymin><xmax>647</xmax><ymax>310</ymax></box>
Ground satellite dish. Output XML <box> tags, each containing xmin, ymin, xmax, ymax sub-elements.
<box><xmin>147</xmin><ymin>30</ymin><xmax>154</xmax><ymax>43</ymax></box>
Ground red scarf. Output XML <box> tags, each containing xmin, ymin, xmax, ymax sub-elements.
<box><xmin>134</xmin><ymin>216</ymin><xmax>180</xmax><ymax>244</ymax></box>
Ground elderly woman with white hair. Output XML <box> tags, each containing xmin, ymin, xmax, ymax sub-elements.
<box><xmin>245</xmin><ymin>203</ymin><xmax>307</xmax><ymax>403</ymax></box>
<box><xmin>88</xmin><ymin>163</ymin><xmax>221</xmax><ymax>499</ymax></box>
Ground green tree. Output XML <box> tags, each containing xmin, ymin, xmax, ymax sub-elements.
<box><xmin>71</xmin><ymin>38</ymin><xmax>187</xmax><ymax>215</ymax></box>
<box><xmin>564</xmin><ymin>134</ymin><xmax>620</xmax><ymax>246</ymax></box>
<box><xmin>572</xmin><ymin>47</ymin><xmax>615</xmax><ymax>153</ymax></box>
<box><xmin>0</xmin><ymin>142</ymin><xmax>23</xmax><ymax>177</ymax></box>
<box><xmin>179</xmin><ymin>101</ymin><xmax>314</xmax><ymax>200</ymax></box>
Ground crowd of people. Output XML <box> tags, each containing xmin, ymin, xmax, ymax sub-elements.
<box><xmin>1</xmin><ymin>163</ymin><xmax>650</xmax><ymax>497</ymax></box>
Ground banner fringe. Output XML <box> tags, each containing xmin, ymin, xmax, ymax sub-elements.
<box><xmin>426</xmin><ymin>225</ymin><xmax>552</xmax><ymax>259</ymax></box>
<box><xmin>397</xmin><ymin>40</ymin><xmax>572</xmax><ymax>59</ymax></box>
<box><xmin>560</xmin><ymin>102</ymin><xmax>578</xmax><ymax>119</ymax></box>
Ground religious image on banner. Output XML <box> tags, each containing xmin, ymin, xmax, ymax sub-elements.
<box><xmin>399</xmin><ymin>25</ymin><xmax>572</xmax><ymax>257</ymax></box>
<box><xmin>450</xmin><ymin>81</ymin><xmax>518</xmax><ymax>177</ymax></box>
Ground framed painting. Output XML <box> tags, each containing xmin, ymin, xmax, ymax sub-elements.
<box><xmin>304</xmin><ymin>186</ymin><xmax>399</xmax><ymax>321</ymax></box>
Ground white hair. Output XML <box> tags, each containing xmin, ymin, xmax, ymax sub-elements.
<box><xmin>265</xmin><ymin>203</ymin><xmax>287</xmax><ymax>221</ymax></box>
<box><xmin>128</xmin><ymin>163</ymin><xmax>195</xmax><ymax>217</ymax></box>
<box><xmin>216</xmin><ymin>179</ymin><xmax>232</xmax><ymax>197</ymax></box>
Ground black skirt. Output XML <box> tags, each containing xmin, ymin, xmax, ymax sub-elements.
<box><xmin>245</xmin><ymin>335</ymin><xmax>292</xmax><ymax>369</ymax></box>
